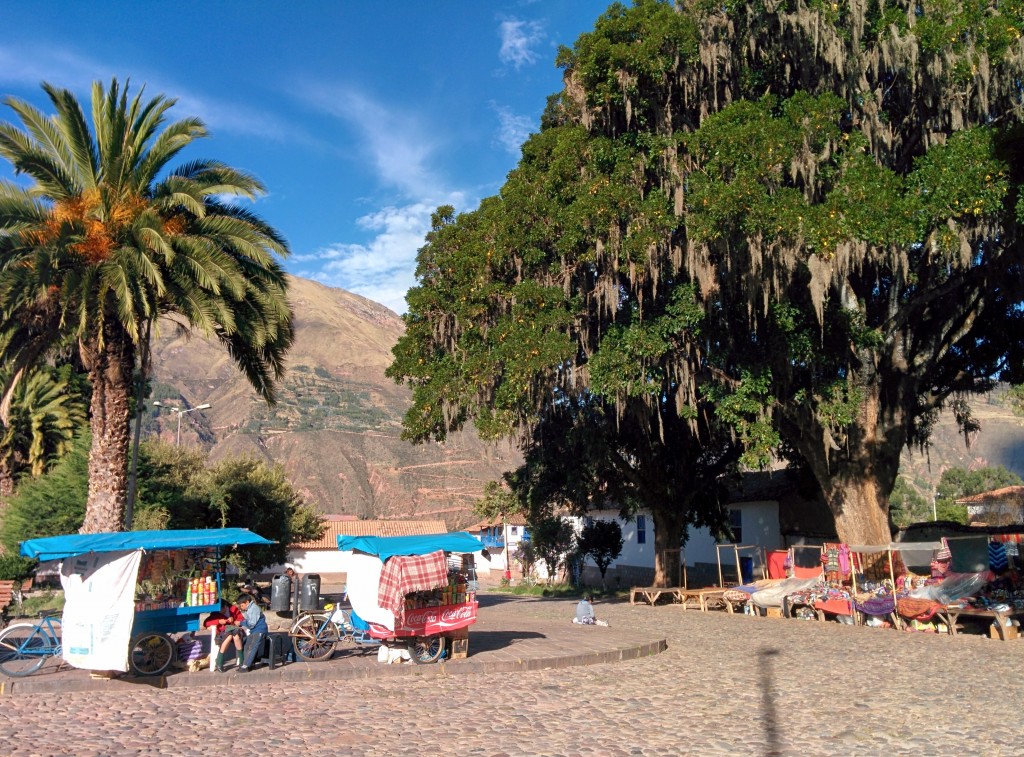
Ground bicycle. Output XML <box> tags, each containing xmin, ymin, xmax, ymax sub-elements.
<box><xmin>0</xmin><ymin>610</ymin><xmax>62</xmax><ymax>677</ymax></box>
<box><xmin>290</xmin><ymin>602</ymin><xmax>385</xmax><ymax>662</ymax></box>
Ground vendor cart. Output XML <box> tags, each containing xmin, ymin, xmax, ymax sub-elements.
<box><xmin>19</xmin><ymin>528</ymin><xmax>273</xmax><ymax>676</ymax></box>
<box><xmin>338</xmin><ymin>532</ymin><xmax>483</xmax><ymax>663</ymax></box>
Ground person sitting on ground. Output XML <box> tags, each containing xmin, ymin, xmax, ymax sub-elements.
<box><xmin>573</xmin><ymin>593</ymin><xmax>609</xmax><ymax>627</ymax></box>
<box><xmin>235</xmin><ymin>594</ymin><xmax>269</xmax><ymax>672</ymax></box>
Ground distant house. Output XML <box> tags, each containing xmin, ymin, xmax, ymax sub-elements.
<box><xmin>572</xmin><ymin>470</ymin><xmax>832</xmax><ymax>588</ymax></box>
<box><xmin>265</xmin><ymin>518</ymin><xmax>448</xmax><ymax>580</ymax></box>
<box><xmin>958</xmin><ymin>486</ymin><xmax>1024</xmax><ymax>526</ymax></box>
<box><xmin>464</xmin><ymin>514</ymin><xmax>529</xmax><ymax>575</ymax></box>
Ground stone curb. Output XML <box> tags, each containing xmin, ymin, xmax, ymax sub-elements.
<box><xmin>0</xmin><ymin>637</ymin><xmax>667</xmax><ymax>697</ymax></box>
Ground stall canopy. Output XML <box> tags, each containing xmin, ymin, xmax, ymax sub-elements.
<box><xmin>20</xmin><ymin>528</ymin><xmax>273</xmax><ymax>561</ymax></box>
<box><xmin>338</xmin><ymin>532</ymin><xmax>483</xmax><ymax>561</ymax></box>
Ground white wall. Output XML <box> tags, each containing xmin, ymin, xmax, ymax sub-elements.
<box><xmin>686</xmin><ymin>501</ymin><xmax>782</xmax><ymax>565</ymax></box>
<box><xmin>580</xmin><ymin>501</ymin><xmax>780</xmax><ymax>572</ymax></box>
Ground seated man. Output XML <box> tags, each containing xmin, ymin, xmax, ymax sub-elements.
<box><xmin>236</xmin><ymin>594</ymin><xmax>269</xmax><ymax>672</ymax></box>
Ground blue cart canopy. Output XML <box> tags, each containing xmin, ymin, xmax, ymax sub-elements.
<box><xmin>20</xmin><ymin>528</ymin><xmax>273</xmax><ymax>561</ymax></box>
<box><xmin>337</xmin><ymin>532</ymin><xmax>484</xmax><ymax>561</ymax></box>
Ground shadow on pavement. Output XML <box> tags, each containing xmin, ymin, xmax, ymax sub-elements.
<box><xmin>464</xmin><ymin>630</ymin><xmax>546</xmax><ymax>652</ymax></box>
<box><xmin>758</xmin><ymin>646</ymin><xmax>782</xmax><ymax>757</ymax></box>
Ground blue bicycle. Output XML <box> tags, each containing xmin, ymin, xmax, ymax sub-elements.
<box><xmin>0</xmin><ymin>610</ymin><xmax>62</xmax><ymax>677</ymax></box>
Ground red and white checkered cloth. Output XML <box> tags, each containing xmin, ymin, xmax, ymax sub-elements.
<box><xmin>377</xmin><ymin>550</ymin><xmax>449</xmax><ymax>618</ymax></box>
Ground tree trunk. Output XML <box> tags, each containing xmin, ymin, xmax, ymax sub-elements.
<box><xmin>650</xmin><ymin>504</ymin><xmax>685</xmax><ymax>587</ymax></box>
<box><xmin>822</xmin><ymin>475</ymin><xmax>893</xmax><ymax>546</ymax></box>
<box><xmin>80</xmin><ymin>328</ymin><xmax>135</xmax><ymax>534</ymax></box>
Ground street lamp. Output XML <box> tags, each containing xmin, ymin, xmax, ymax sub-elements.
<box><xmin>154</xmin><ymin>401</ymin><xmax>212</xmax><ymax>446</ymax></box>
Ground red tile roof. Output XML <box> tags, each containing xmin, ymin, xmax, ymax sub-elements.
<box><xmin>957</xmin><ymin>486</ymin><xmax>1024</xmax><ymax>505</ymax></box>
<box><xmin>464</xmin><ymin>514</ymin><xmax>528</xmax><ymax>530</ymax></box>
<box><xmin>292</xmin><ymin>519</ymin><xmax>449</xmax><ymax>550</ymax></box>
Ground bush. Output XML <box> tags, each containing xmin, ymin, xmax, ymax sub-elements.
<box><xmin>0</xmin><ymin>554</ymin><xmax>38</xmax><ymax>581</ymax></box>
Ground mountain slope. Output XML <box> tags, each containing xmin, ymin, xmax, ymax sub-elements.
<box><xmin>149</xmin><ymin>276</ymin><xmax>518</xmax><ymax>526</ymax></box>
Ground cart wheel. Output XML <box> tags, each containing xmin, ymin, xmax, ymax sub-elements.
<box><xmin>128</xmin><ymin>632</ymin><xmax>174</xmax><ymax>676</ymax></box>
<box><xmin>410</xmin><ymin>635</ymin><xmax>445</xmax><ymax>664</ymax></box>
<box><xmin>291</xmin><ymin>614</ymin><xmax>340</xmax><ymax>662</ymax></box>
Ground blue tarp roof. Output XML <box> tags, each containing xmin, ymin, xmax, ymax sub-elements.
<box><xmin>20</xmin><ymin>528</ymin><xmax>273</xmax><ymax>561</ymax></box>
<box><xmin>337</xmin><ymin>532</ymin><xmax>484</xmax><ymax>561</ymax></box>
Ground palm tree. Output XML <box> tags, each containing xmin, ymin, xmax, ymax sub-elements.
<box><xmin>0</xmin><ymin>79</ymin><xmax>294</xmax><ymax>532</ymax></box>
<box><xmin>0</xmin><ymin>365</ymin><xmax>87</xmax><ymax>496</ymax></box>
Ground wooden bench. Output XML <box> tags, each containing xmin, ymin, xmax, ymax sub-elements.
<box><xmin>629</xmin><ymin>586</ymin><xmax>728</xmax><ymax>611</ymax></box>
<box><xmin>0</xmin><ymin>580</ymin><xmax>17</xmax><ymax>622</ymax></box>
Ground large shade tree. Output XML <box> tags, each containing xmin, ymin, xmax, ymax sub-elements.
<box><xmin>395</xmin><ymin>0</ymin><xmax>1024</xmax><ymax>550</ymax></box>
<box><xmin>0</xmin><ymin>79</ymin><xmax>294</xmax><ymax>533</ymax></box>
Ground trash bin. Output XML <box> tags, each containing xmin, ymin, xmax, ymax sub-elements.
<box><xmin>270</xmin><ymin>574</ymin><xmax>292</xmax><ymax>612</ymax></box>
<box><xmin>739</xmin><ymin>556</ymin><xmax>754</xmax><ymax>584</ymax></box>
<box><xmin>299</xmin><ymin>574</ymin><xmax>321</xmax><ymax>612</ymax></box>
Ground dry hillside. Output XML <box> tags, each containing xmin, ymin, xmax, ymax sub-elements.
<box><xmin>148</xmin><ymin>276</ymin><xmax>519</xmax><ymax>527</ymax></box>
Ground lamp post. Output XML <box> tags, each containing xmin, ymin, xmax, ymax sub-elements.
<box><xmin>154</xmin><ymin>401</ymin><xmax>212</xmax><ymax>446</ymax></box>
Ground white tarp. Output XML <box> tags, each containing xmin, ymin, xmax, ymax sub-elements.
<box><xmin>343</xmin><ymin>551</ymin><xmax>395</xmax><ymax>631</ymax></box>
<box><xmin>60</xmin><ymin>549</ymin><xmax>142</xmax><ymax>672</ymax></box>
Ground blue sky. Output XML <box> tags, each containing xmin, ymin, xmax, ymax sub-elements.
<box><xmin>0</xmin><ymin>1</ymin><xmax>612</xmax><ymax>313</ymax></box>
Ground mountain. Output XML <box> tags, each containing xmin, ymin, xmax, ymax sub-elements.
<box><xmin>148</xmin><ymin>276</ymin><xmax>519</xmax><ymax>527</ymax></box>
<box><xmin>899</xmin><ymin>386</ymin><xmax>1024</xmax><ymax>492</ymax></box>
<box><xmin>148</xmin><ymin>276</ymin><xmax>1024</xmax><ymax>523</ymax></box>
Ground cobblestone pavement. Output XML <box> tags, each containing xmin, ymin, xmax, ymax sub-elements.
<box><xmin>3</xmin><ymin>593</ymin><xmax>1024</xmax><ymax>756</ymax></box>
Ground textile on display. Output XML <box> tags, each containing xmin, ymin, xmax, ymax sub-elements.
<box><xmin>377</xmin><ymin>549</ymin><xmax>448</xmax><ymax>618</ymax></box>
<box><xmin>988</xmin><ymin>541</ymin><xmax>1009</xmax><ymax>573</ymax></box>
<box><xmin>855</xmin><ymin>594</ymin><xmax>896</xmax><ymax>616</ymax></box>
<box><xmin>766</xmin><ymin>550</ymin><xmax>789</xmax><ymax>579</ymax></box>
<box><xmin>750</xmin><ymin>577</ymin><xmax>820</xmax><ymax>608</ymax></box>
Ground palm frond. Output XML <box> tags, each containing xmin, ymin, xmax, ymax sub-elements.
<box><xmin>42</xmin><ymin>83</ymin><xmax>99</xmax><ymax>188</ymax></box>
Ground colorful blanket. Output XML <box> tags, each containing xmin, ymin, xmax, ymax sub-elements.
<box><xmin>377</xmin><ymin>549</ymin><xmax>449</xmax><ymax>618</ymax></box>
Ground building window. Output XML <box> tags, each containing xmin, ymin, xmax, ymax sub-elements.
<box><xmin>510</xmin><ymin>526</ymin><xmax>518</xmax><ymax>536</ymax></box>
<box><xmin>729</xmin><ymin>509</ymin><xmax>742</xmax><ymax>543</ymax></box>
<box><xmin>636</xmin><ymin>515</ymin><xmax>647</xmax><ymax>545</ymax></box>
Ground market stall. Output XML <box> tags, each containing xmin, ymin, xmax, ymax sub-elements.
<box><xmin>338</xmin><ymin>532</ymin><xmax>484</xmax><ymax>663</ymax></box>
<box><xmin>20</xmin><ymin>528</ymin><xmax>272</xmax><ymax>675</ymax></box>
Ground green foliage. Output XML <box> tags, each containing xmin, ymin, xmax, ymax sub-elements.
<box><xmin>0</xmin><ymin>432</ymin><xmax>89</xmax><ymax>554</ymax></box>
<box><xmin>577</xmin><ymin>519</ymin><xmax>624</xmax><ymax>579</ymax></box>
<box><xmin>0</xmin><ymin>78</ymin><xmax>294</xmax><ymax>531</ymax></box>
<box><xmin>934</xmin><ymin>465</ymin><xmax>1024</xmax><ymax>525</ymax></box>
<box><xmin>0</xmin><ymin>554</ymin><xmax>37</xmax><ymax>581</ymax></box>
<box><xmin>527</xmin><ymin>516</ymin><xmax>575</xmax><ymax>584</ymax></box>
<box><xmin>0</xmin><ymin>364</ymin><xmax>89</xmax><ymax>486</ymax></box>
<box><xmin>473</xmin><ymin>480</ymin><xmax>522</xmax><ymax>523</ymax></box>
<box><xmin>0</xmin><ymin>437</ymin><xmax>322</xmax><ymax>570</ymax></box>
<box><xmin>888</xmin><ymin>476</ymin><xmax>933</xmax><ymax>529</ymax></box>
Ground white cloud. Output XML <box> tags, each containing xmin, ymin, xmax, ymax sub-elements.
<box><xmin>498</xmin><ymin>19</ymin><xmax>545</xmax><ymax>69</ymax></box>
<box><xmin>492</xmin><ymin>103</ymin><xmax>535</xmax><ymax>155</ymax></box>
<box><xmin>293</xmin><ymin>83</ymin><xmax>442</xmax><ymax>199</ymax></box>
<box><xmin>295</xmin><ymin>197</ymin><xmax>464</xmax><ymax>314</ymax></box>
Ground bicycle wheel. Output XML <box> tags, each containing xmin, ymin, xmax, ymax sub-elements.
<box><xmin>291</xmin><ymin>614</ymin><xmax>339</xmax><ymax>661</ymax></box>
<box><xmin>410</xmin><ymin>635</ymin><xmax>445</xmax><ymax>665</ymax></box>
<box><xmin>128</xmin><ymin>632</ymin><xmax>174</xmax><ymax>676</ymax></box>
<box><xmin>0</xmin><ymin>623</ymin><xmax>52</xmax><ymax>677</ymax></box>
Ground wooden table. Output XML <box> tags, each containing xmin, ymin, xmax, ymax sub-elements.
<box><xmin>935</xmin><ymin>605</ymin><xmax>1023</xmax><ymax>640</ymax></box>
<box><xmin>629</xmin><ymin>586</ymin><xmax>727</xmax><ymax>611</ymax></box>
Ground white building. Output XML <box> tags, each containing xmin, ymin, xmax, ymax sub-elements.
<box><xmin>463</xmin><ymin>514</ymin><xmax>530</xmax><ymax>576</ymax></box>
<box><xmin>575</xmin><ymin>499</ymin><xmax>782</xmax><ymax>588</ymax></box>
<box><xmin>264</xmin><ymin>518</ymin><xmax>448</xmax><ymax>585</ymax></box>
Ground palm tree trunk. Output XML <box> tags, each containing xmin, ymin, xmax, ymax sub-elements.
<box><xmin>80</xmin><ymin>326</ymin><xmax>135</xmax><ymax>534</ymax></box>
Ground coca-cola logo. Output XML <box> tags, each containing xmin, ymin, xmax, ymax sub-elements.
<box><xmin>405</xmin><ymin>608</ymin><xmax>439</xmax><ymax>625</ymax></box>
<box><xmin>441</xmin><ymin>605</ymin><xmax>475</xmax><ymax>622</ymax></box>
